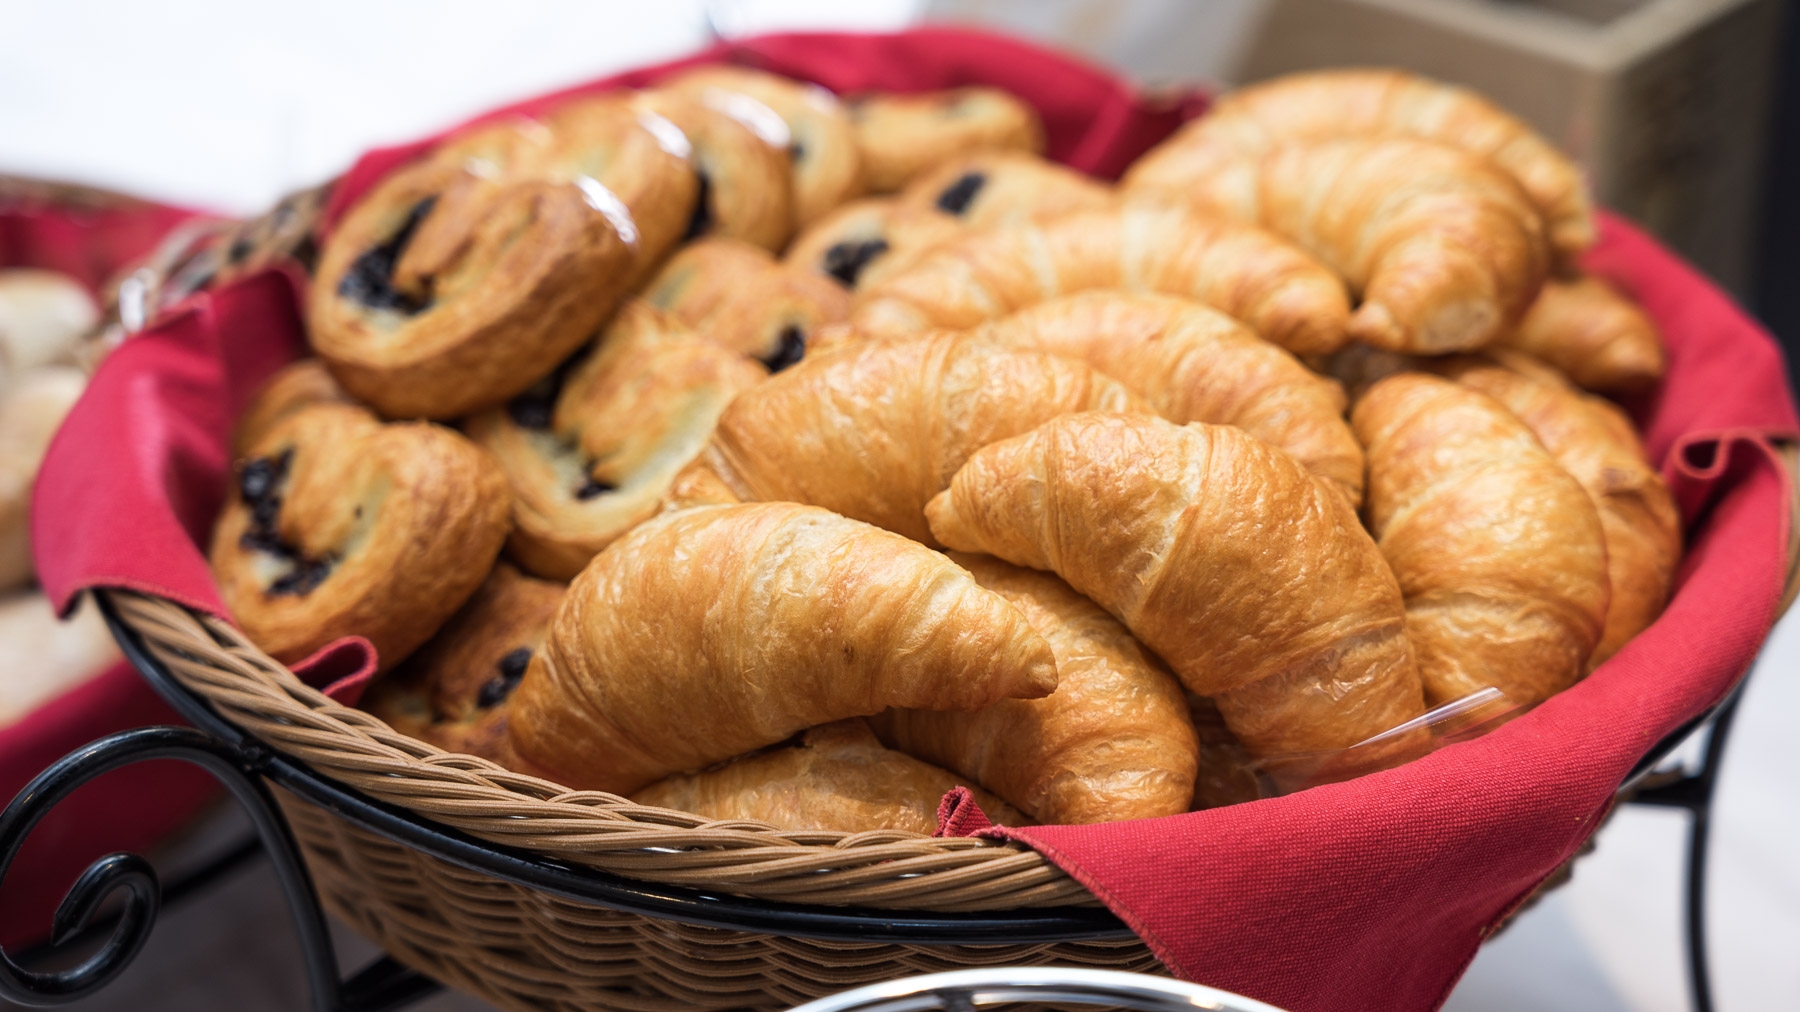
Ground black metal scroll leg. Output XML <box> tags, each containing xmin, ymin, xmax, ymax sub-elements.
<box><xmin>0</xmin><ymin>725</ymin><xmax>438</xmax><ymax>1012</ymax></box>
<box><xmin>1631</xmin><ymin>687</ymin><xmax>1746</xmax><ymax>1012</ymax></box>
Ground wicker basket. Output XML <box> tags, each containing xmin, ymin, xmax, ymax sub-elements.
<box><xmin>72</xmin><ymin>58</ymin><xmax>1800</xmax><ymax>1012</ymax></box>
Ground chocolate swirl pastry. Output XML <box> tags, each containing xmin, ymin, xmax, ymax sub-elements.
<box><xmin>360</xmin><ymin>563</ymin><xmax>563</xmax><ymax>761</ymax></box>
<box><xmin>783</xmin><ymin>197</ymin><xmax>962</xmax><ymax>291</ymax></box>
<box><xmin>464</xmin><ymin>302</ymin><xmax>766</xmax><ymax>581</ymax></box>
<box><xmin>665</xmin><ymin>66</ymin><xmax>864</xmax><ymax>227</ymax></box>
<box><xmin>896</xmin><ymin>151</ymin><xmax>1112</xmax><ymax>229</ymax></box>
<box><xmin>848</xmin><ymin>87</ymin><xmax>1045</xmax><ymax>193</ymax></box>
<box><xmin>642</xmin><ymin>238</ymin><xmax>850</xmax><ymax>371</ymax></box>
<box><xmin>209</xmin><ymin>400</ymin><xmax>511</xmax><ymax>669</ymax></box>
<box><xmin>633</xmin><ymin>90</ymin><xmax>795</xmax><ymax>252</ymax></box>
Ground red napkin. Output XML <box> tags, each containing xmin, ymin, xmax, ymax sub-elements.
<box><xmin>27</xmin><ymin>29</ymin><xmax>1798</xmax><ymax>1012</ymax></box>
<box><xmin>1</xmin><ymin>189</ymin><xmax>215</xmax><ymax>950</ymax></box>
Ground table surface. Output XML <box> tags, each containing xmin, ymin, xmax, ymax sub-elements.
<box><xmin>3</xmin><ymin>3</ymin><xmax>1795</xmax><ymax>1010</ymax></box>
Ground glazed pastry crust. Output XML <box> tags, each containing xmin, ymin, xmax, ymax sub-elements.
<box><xmin>232</xmin><ymin>359</ymin><xmax>356</xmax><ymax>458</ymax></box>
<box><xmin>1353</xmin><ymin>374</ymin><xmax>1609</xmax><ymax>706</ymax></box>
<box><xmin>507</xmin><ymin>502</ymin><xmax>1058</xmax><ymax>794</ymax></box>
<box><xmin>361</xmin><ymin>563</ymin><xmax>563</xmax><ymax>761</ymax></box>
<box><xmin>962</xmin><ymin>292</ymin><xmax>1363</xmax><ymax>503</ymax></box>
<box><xmin>784</xmin><ymin>197</ymin><xmax>963</xmax><ymax>291</ymax></box>
<box><xmin>872</xmin><ymin>554</ymin><xmax>1198</xmax><ymax>824</ymax></box>
<box><xmin>466</xmin><ymin>302</ymin><xmax>766</xmax><ymax>580</ymax></box>
<box><xmin>1495</xmin><ymin>276</ymin><xmax>1666</xmax><ymax>393</ymax></box>
<box><xmin>666</xmin><ymin>332</ymin><xmax>1148</xmax><ymax>545</ymax></box>
<box><xmin>853</xmin><ymin>200</ymin><xmax>1352</xmax><ymax>356</ymax></box>
<box><xmin>850</xmin><ymin>87</ymin><xmax>1044</xmax><ymax>193</ymax></box>
<box><xmin>1126</xmin><ymin>68</ymin><xmax>1594</xmax><ymax>256</ymax></box>
<box><xmin>1432</xmin><ymin>355</ymin><xmax>1680</xmax><ymax>669</ymax></box>
<box><xmin>632</xmin><ymin>719</ymin><xmax>1027</xmax><ymax>834</ymax></box>
<box><xmin>642</xmin><ymin>238</ymin><xmax>850</xmax><ymax>369</ymax></box>
<box><xmin>925</xmin><ymin>412</ymin><xmax>1424</xmax><ymax>756</ymax></box>
<box><xmin>209</xmin><ymin>402</ymin><xmax>512</xmax><ymax>670</ymax></box>
<box><xmin>635</xmin><ymin>90</ymin><xmax>795</xmax><ymax>251</ymax></box>
<box><xmin>665</xmin><ymin>66</ymin><xmax>864</xmax><ymax>226</ymax></box>
<box><xmin>896</xmin><ymin>152</ymin><xmax>1113</xmax><ymax>229</ymax></box>
<box><xmin>1134</xmin><ymin>137</ymin><xmax>1551</xmax><ymax>354</ymax></box>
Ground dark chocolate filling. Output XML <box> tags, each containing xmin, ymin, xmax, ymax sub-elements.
<box><xmin>477</xmin><ymin>647</ymin><xmax>533</xmax><ymax>707</ymax></box>
<box><xmin>338</xmin><ymin>195</ymin><xmax>437</xmax><ymax>314</ymax></box>
<box><xmin>505</xmin><ymin>353</ymin><xmax>584</xmax><ymax>430</ymax></box>
<box><xmin>820</xmin><ymin>238</ymin><xmax>889</xmax><ymax>287</ymax></box>
<box><xmin>682</xmin><ymin>170</ymin><xmax>714</xmax><ymax>241</ymax></box>
<box><xmin>759</xmin><ymin>325</ymin><xmax>807</xmax><ymax>373</ymax></box>
<box><xmin>236</xmin><ymin>449</ymin><xmax>337</xmax><ymax>598</ymax></box>
<box><xmin>788</xmin><ymin>139</ymin><xmax>807</xmax><ymax>164</ymax></box>
<box><xmin>574</xmin><ymin>475</ymin><xmax>616</xmax><ymax>500</ymax></box>
<box><xmin>935</xmin><ymin>172</ymin><xmax>986</xmax><ymax>216</ymax></box>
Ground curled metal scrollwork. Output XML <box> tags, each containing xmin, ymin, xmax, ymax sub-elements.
<box><xmin>0</xmin><ymin>725</ymin><xmax>432</xmax><ymax>1011</ymax></box>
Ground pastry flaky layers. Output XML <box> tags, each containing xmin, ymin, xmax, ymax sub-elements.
<box><xmin>195</xmin><ymin>63</ymin><xmax>1682</xmax><ymax>835</ymax></box>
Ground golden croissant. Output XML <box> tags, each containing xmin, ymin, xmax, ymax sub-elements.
<box><xmin>962</xmin><ymin>291</ymin><xmax>1363</xmax><ymax>503</ymax></box>
<box><xmin>632</xmin><ymin>719</ymin><xmax>1028</xmax><ymax>834</ymax></box>
<box><xmin>1432</xmin><ymin>355</ymin><xmax>1680</xmax><ymax>669</ymax></box>
<box><xmin>507</xmin><ymin>502</ymin><xmax>1058</xmax><ymax>794</ymax></box>
<box><xmin>925</xmin><ymin>412</ymin><xmax>1424</xmax><ymax>756</ymax></box>
<box><xmin>1125</xmin><ymin>68</ymin><xmax>1594</xmax><ymax>256</ymax></box>
<box><xmin>871</xmin><ymin>554</ymin><xmax>1198</xmax><ymax>824</ymax></box>
<box><xmin>1353</xmin><ymin>374</ymin><xmax>1609</xmax><ymax>706</ymax></box>
<box><xmin>666</xmin><ymin>332</ymin><xmax>1147</xmax><ymax>545</ymax></box>
<box><xmin>852</xmin><ymin>200</ymin><xmax>1352</xmax><ymax>357</ymax></box>
<box><xmin>1495</xmin><ymin>276</ymin><xmax>1666</xmax><ymax>394</ymax></box>
<box><xmin>1131</xmin><ymin>136</ymin><xmax>1551</xmax><ymax>354</ymax></box>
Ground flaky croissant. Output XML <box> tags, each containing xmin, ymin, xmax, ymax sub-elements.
<box><xmin>1353</xmin><ymin>374</ymin><xmax>1609</xmax><ymax>706</ymax></box>
<box><xmin>666</xmin><ymin>332</ymin><xmax>1146</xmax><ymax>545</ymax></box>
<box><xmin>871</xmin><ymin>553</ymin><xmax>1197</xmax><ymax>824</ymax></box>
<box><xmin>962</xmin><ymin>291</ymin><xmax>1363</xmax><ymax>503</ymax></box>
<box><xmin>632</xmin><ymin>719</ymin><xmax>1028</xmax><ymax>834</ymax></box>
<box><xmin>1125</xmin><ymin>69</ymin><xmax>1594</xmax><ymax>256</ymax></box>
<box><xmin>925</xmin><ymin>412</ymin><xmax>1424</xmax><ymax>756</ymax></box>
<box><xmin>507</xmin><ymin>502</ymin><xmax>1058</xmax><ymax>794</ymax></box>
<box><xmin>1130</xmin><ymin>137</ymin><xmax>1551</xmax><ymax>354</ymax></box>
<box><xmin>1432</xmin><ymin>355</ymin><xmax>1680</xmax><ymax>669</ymax></box>
<box><xmin>852</xmin><ymin>200</ymin><xmax>1352</xmax><ymax>357</ymax></box>
<box><xmin>1494</xmin><ymin>276</ymin><xmax>1666</xmax><ymax>393</ymax></box>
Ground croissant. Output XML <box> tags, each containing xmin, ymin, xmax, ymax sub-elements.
<box><xmin>1125</xmin><ymin>68</ymin><xmax>1594</xmax><ymax>256</ymax></box>
<box><xmin>962</xmin><ymin>291</ymin><xmax>1363</xmax><ymax>503</ymax></box>
<box><xmin>1431</xmin><ymin>356</ymin><xmax>1680</xmax><ymax>669</ymax></box>
<box><xmin>852</xmin><ymin>200</ymin><xmax>1352</xmax><ymax>356</ymax></box>
<box><xmin>1494</xmin><ymin>276</ymin><xmax>1666</xmax><ymax>393</ymax></box>
<box><xmin>210</xmin><ymin>402</ymin><xmax>512</xmax><ymax>669</ymax></box>
<box><xmin>1131</xmin><ymin>136</ymin><xmax>1551</xmax><ymax>354</ymax></box>
<box><xmin>507</xmin><ymin>502</ymin><xmax>1058</xmax><ymax>794</ymax></box>
<box><xmin>311</xmin><ymin>111</ymin><xmax>690</xmax><ymax>419</ymax></box>
<box><xmin>632</xmin><ymin>719</ymin><xmax>1028</xmax><ymax>834</ymax></box>
<box><xmin>784</xmin><ymin>197</ymin><xmax>962</xmax><ymax>290</ymax></box>
<box><xmin>664</xmin><ymin>66</ymin><xmax>864</xmax><ymax>226</ymax></box>
<box><xmin>642</xmin><ymin>237</ymin><xmax>850</xmax><ymax>371</ymax></box>
<box><xmin>924</xmin><ymin>412</ymin><xmax>1425</xmax><ymax>756</ymax></box>
<box><xmin>635</xmin><ymin>90</ymin><xmax>794</xmax><ymax>251</ymax></box>
<box><xmin>897</xmin><ymin>151</ymin><xmax>1113</xmax><ymax>229</ymax></box>
<box><xmin>849</xmin><ymin>87</ymin><xmax>1044</xmax><ymax>193</ymax></box>
<box><xmin>464</xmin><ymin>302</ymin><xmax>766</xmax><ymax>580</ymax></box>
<box><xmin>665</xmin><ymin>332</ymin><xmax>1147</xmax><ymax>545</ymax></box>
<box><xmin>870</xmin><ymin>553</ymin><xmax>1197</xmax><ymax>824</ymax></box>
<box><xmin>1353</xmin><ymin>374</ymin><xmax>1609</xmax><ymax>705</ymax></box>
<box><xmin>360</xmin><ymin>563</ymin><xmax>563</xmax><ymax>760</ymax></box>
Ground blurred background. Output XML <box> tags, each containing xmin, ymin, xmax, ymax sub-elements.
<box><xmin>2</xmin><ymin>2</ymin><xmax>1795</xmax><ymax>1010</ymax></box>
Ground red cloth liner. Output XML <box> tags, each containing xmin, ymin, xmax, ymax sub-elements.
<box><xmin>25</xmin><ymin>29</ymin><xmax>1799</xmax><ymax>1011</ymax></box>
<box><xmin>2</xmin><ymin>191</ymin><xmax>215</xmax><ymax>950</ymax></box>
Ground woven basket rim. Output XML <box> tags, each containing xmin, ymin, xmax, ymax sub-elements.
<box><xmin>106</xmin><ymin>588</ymin><xmax>1097</xmax><ymax>912</ymax></box>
